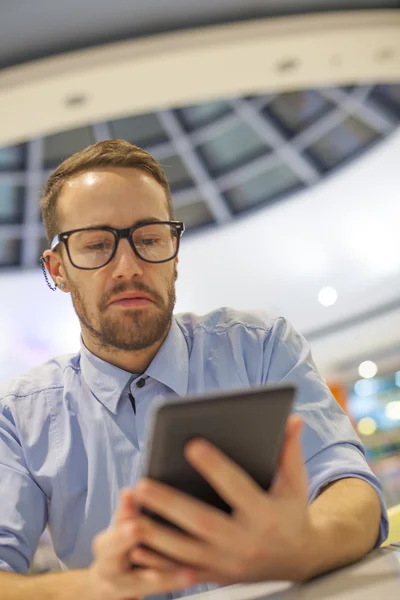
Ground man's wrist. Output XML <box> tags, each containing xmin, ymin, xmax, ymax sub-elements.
<box><xmin>294</xmin><ymin>511</ymin><xmax>330</xmax><ymax>582</ymax></box>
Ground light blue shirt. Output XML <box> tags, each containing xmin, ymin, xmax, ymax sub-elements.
<box><xmin>0</xmin><ymin>307</ymin><xmax>389</xmax><ymax>598</ymax></box>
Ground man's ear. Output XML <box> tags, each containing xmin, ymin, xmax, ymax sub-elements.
<box><xmin>42</xmin><ymin>250</ymin><xmax>67</xmax><ymax>289</ymax></box>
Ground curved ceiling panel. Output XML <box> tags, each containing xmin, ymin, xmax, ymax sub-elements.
<box><xmin>0</xmin><ymin>11</ymin><xmax>399</xmax><ymax>147</ymax></box>
<box><xmin>1</xmin><ymin>1</ymin><xmax>398</xmax><ymax>70</ymax></box>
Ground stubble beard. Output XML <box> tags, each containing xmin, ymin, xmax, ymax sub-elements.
<box><xmin>68</xmin><ymin>272</ymin><xmax>177</xmax><ymax>353</ymax></box>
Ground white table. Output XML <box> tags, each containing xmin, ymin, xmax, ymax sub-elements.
<box><xmin>184</xmin><ymin>544</ymin><xmax>400</xmax><ymax>600</ymax></box>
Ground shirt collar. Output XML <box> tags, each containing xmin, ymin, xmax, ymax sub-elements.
<box><xmin>145</xmin><ymin>317</ymin><xmax>189</xmax><ymax>398</ymax></box>
<box><xmin>79</xmin><ymin>317</ymin><xmax>189</xmax><ymax>414</ymax></box>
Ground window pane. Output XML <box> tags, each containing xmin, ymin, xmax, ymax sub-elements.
<box><xmin>44</xmin><ymin>126</ymin><xmax>94</xmax><ymax>168</ymax></box>
<box><xmin>225</xmin><ymin>163</ymin><xmax>301</xmax><ymax>214</ymax></box>
<box><xmin>374</xmin><ymin>84</ymin><xmax>400</xmax><ymax>105</ymax></box>
<box><xmin>161</xmin><ymin>154</ymin><xmax>193</xmax><ymax>191</ymax></box>
<box><xmin>370</xmin><ymin>84</ymin><xmax>400</xmax><ymax>118</ymax></box>
<box><xmin>178</xmin><ymin>100</ymin><xmax>232</xmax><ymax>131</ymax></box>
<box><xmin>174</xmin><ymin>197</ymin><xmax>214</xmax><ymax>230</ymax></box>
<box><xmin>0</xmin><ymin>184</ymin><xmax>24</xmax><ymax>223</ymax></box>
<box><xmin>198</xmin><ymin>122</ymin><xmax>267</xmax><ymax>176</ymax></box>
<box><xmin>306</xmin><ymin>116</ymin><xmax>380</xmax><ymax>171</ymax></box>
<box><xmin>110</xmin><ymin>113</ymin><xmax>168</xmax><ymax>147</ymax></box>
<box><xmin>0</xmin><ymin>238</ymin><xmax>21</xmax><ymax>267</ymax></box>
<box><xmin>0</xmin><ymin>144</ymin><xmax>25</xmax><ymax>170</ymax></box>
<box><xmin>265</xmin><ymin>90</ymin><xmax>333</xmax><ymax>135</ymax></box>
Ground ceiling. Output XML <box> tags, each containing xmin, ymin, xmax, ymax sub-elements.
<box><xmin>1</xmin><ymin>0</ymin><xmax>397</xmax><ymax>69</ymax></box>
<box><xmin>0</xmin><ymin>4</ymin><xmax>399</xmax><ymax>385</ymax></box>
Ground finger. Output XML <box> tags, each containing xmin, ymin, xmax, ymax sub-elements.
<box><xmin>92</xmin><ymin>521</ymin><xmax>138</xmax><ymax>576</ymax></box>
<box><xmin>271</xmin><ymin>415</ymin><xmax>308</xmax><ymax>498</ymax></box>
<box><xmin>183</xmin><ymin>439</ymin><xmax>263</xmax><ymax>513</ymax></box>
<box><xmin>132</xmin><ymin>515</ymin><xmax>208</xmax><ymax>567</ymax></box>
<box><xmin>130</xmin><ymin>545</ymin><xmax>186</xmax><ymax>570</ymax></box>
<box><xmin>136</xmin><ymin>479</ymin><xmax>239</xmax><ymax>549</ymax></box>
<box><xmin>117</xmin><ymin>567</ymin><xmax>196</xmax><ymax>598</ymax></box>
<box><xmin>114</xmin><ymin>487</ymin><xmax>139</xmax><ymax>527</ymax></box>
<box><xmin>132</xmin><ymin>515</ymin><xmax>245</xmax><ymax>576</ymax></box>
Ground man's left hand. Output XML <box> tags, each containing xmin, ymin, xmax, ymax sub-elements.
<box><xmin>132</xmin><ymin>415</ymin><xmax>315</xmax><ymax>585</ymax></box>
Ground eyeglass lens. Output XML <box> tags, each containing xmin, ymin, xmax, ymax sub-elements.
<box><xmin>68</xmin><ymin>223</ymin><xmax>178</xmax><ymax>268</ymax></box>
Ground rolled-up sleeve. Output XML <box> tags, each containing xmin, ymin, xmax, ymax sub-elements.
<box><xmin>263</xmin><ymin>316</ymin><xmax>389</xmax><ymax>547</ymax></box>
<box><xmin>0</xmin><ymin>398</ymin><xmax>48</xmax><ymax>573</ymax></box>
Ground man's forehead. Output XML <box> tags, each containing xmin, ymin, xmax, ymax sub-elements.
<box><xmin>57</xmin><ymin>170</ymin><xmax>169</xmax><ymax>231</ymax></box>
<box><xmin>63</xmin><ymin>167</ymin><xmax>158</xmax><ymax>191</ymax></box>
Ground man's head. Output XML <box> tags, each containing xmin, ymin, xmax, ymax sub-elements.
<box><xmin>41</xmin><ymin>139</ymin><xmax>181</xmax><ymax>358</ymax></box>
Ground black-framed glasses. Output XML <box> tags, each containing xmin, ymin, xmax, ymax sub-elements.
<box><xmin>49</xmin><ymin>220</ymin><xmax>185</xmax><ymax>270</ymax></box>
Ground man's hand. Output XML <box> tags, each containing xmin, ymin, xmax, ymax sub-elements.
<box><xmin>131</xmin><ymin>415</ymin><xmax>315</xmax><ymax>585</ymax></box>
<box><xmin>88</xmin><ymin>488</ymin><xmax>196</xmax><ymax>600</ymax></box>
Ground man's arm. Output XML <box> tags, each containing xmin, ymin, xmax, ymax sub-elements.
<box><xmin>302</xmin><ymin>477</ymin><xmax>383</xmax><ymax>580</ymax></box>
<box><xmin>0</xmin><ymin>570</ymin><xmax>96</xmax><ymax>600</ymax></box>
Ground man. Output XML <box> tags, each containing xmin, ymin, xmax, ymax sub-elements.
<box><xmin>0</xmin><ymin>139</ymin><xmax>388</xmax><ymax>600</ymax></box>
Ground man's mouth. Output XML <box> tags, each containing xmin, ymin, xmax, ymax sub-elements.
<box><xmin>107</xmin><ymin>291</ymin><xmax>155</xmax><ymax>308</ymax></box>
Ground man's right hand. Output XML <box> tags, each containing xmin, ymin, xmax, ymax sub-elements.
<box><xmin>88</xmin><ymin>488</ymin><xmax>195</xmax><ymax>600</ymax></box>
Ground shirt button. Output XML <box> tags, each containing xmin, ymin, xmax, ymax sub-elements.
<box><xmin>136</xmin><ymin>378</ymin><xmax>146</xmax><ymax>388</ymax></box>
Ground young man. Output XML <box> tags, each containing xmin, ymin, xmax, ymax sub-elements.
<box><xmin>0</xmin><ymin>139</ymin><xmax>388</xmax><ymax>600</ymax></box>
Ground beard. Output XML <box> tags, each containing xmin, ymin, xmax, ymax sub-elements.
<box><xmin>68</xmin><ymin>268</ymin><xmax>177</xmax><ymax>353</ymax></box>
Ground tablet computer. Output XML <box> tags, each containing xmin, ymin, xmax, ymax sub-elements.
<box><xmin>140</xmin><ymin>384</ymin><xmax>296</xmax><ymax>530</ymax></box>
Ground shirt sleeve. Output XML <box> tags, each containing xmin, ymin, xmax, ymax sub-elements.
<box><xmin>262</xmin><ymin>316</ymin><xmax>389</xmax><ymax>548</ymax></box>
<box><xmin>0</xmin><ymin>398</ymin><xmax>48</xmax><ymax>573</ymax></box>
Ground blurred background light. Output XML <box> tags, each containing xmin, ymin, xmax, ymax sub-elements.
<box><xmin>354</xmin><ymin>378</ymin><xmax>379</xmax><ymax>396</ymax></box>
<box><xmin>357</xmin><ymin>416</ymin><xmax>378</xmax><ymax>436</ymax></box>
<box><xmin>318</xmin><ymin>286</ymin><xmax>338</xmax><ymax>307</ymax></box>
<box><xmin>358</xmin><ymin>360</ymin><xmax>378</xmax><ymax>379</ymax></box>
<box><xmin>385</xmin><ymin>401</ymin><xmax>400</xmax><ymax>421</ymax></box>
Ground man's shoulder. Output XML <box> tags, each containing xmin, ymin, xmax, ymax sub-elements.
<box><xmin>0</xmin><ymin>352</ymin><xmax>80</xmax><ymax>405</ymax></box>
<box><xmin>174</xmin><ymin>306</ymin><xmax>280</xmax><ymax>338</ymax></box>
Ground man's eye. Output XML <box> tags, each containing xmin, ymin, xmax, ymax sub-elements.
<box><xmin>139</xmin><ymin>238</ymin><xmax>158</xmax><ymax>246</ymax></box>
<box><xmin>86</xmin><ymin>243</ymin><xmax>108</xmax><ymax>251</ymax></box>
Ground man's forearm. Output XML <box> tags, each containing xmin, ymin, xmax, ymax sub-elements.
<box><xmin>301</xmin><ymin>477</ymin><xmax>383</xmax><ymax>580</ymax></box>
<box><xmin>0</xmin><ymin>569</ymin><xmax>97</xmax><ymax>600</ymax></box>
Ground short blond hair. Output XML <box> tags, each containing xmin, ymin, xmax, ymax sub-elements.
<box><xmin>40</xmin><ymin>139</ymin><xmax>174</xmax><ymax>241</ymax></box>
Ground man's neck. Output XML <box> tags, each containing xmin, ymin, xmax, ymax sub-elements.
<box><xmin>81</xmin><ymin>331</ymin><xmax>169</xmax><ymax>374</ymax></box>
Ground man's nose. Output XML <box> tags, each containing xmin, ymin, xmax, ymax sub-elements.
<box><xmin>111</xmin><ymin>239</ymin><xmax>144</xmax><ymax>280</ymax></box>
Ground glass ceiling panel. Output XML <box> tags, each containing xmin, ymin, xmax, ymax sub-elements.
<box><xmin>160</xmin><ymin>154</ymin><xmax>194</xmax><ymax>192</ymax></box>
<box><xmin>265</xmin><ymin>90</ymin><xmax>333</xmax><ymax>136</ymax></box>
<box><xmin>198</xmin><ymin>121</ymin><xmax>268</xmax><ymax>176</ymax></box>
<box><xmin>178</xmin><ymin>100</ymin><xmax>232</xmax><ymax>131</ymax></box>
<box><xmin>0</xmin><ymin>238</ymin><xmax>21</xmax><ymax>267</ymax></box>
<box><xmin>110</xmin><ymin>113</ymin><xmax>169</xmax><ymax>147</ymax></box>
<box><xmin>306</xmin><ymin>115</ymin><xmax>381</xmax><ymax>171</ymax></box>
<box><xmin>174</xmin><ymin>196</ymin><xmax>214</xmax><ymax>230</ymax></box>
<box><xmin>369</xmin><ymin>84</ymin><xmax>400</xmax><ymax>119</ymax></box>
<box><xmin>43</xmin><ymin>126</ymin><xmax>95</xmax><ymax>168</ymax></box>
<box><xmin>0</xmin><ymin>83</ymin><xmax>398</xmax><ymax>273</ymax></box>
<box><xmin>0</xmin><ymin>184</ymin><xmax>24</xmax><ymax>223</ymax></box>
<box><xmin>375</xmin><ymin>84</ymin><xmax>400</xmax><ymax>105</ymax></box>
<box><xmin>0</xmin><ymin>144</ymin><xmax>24</xmax><ymax>170</ymax></box>
<box><xmin>224</xmin><ymin>161</ymin><xmax>302</xmax><ymax>214</ymax></box>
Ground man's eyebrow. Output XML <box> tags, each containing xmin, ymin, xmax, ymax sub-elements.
<box><xmin>90</xmin><ymin>217</ymin><xmax>165</xmax><ymax>229</ymax></box>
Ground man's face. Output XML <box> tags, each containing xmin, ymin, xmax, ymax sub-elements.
<box><xmin>54</xmin><ymin>167</ymin><xmax>177</xmax><ymax>353</ymax></box>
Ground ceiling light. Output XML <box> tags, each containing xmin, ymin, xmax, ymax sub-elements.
<box><xmin>357</xmin><ymin>417</ymin><xmax>377</xmax><ymax>436</ymax></box>
<box><xmin>318</xmin><ymin>286</ymin><xmax>338</xmax><ymax>307</ymax></box>
<box><xmin>385</xmin><ymin>401</ymin><xmax>400</xmax><ymax>421</ymax></box>
<box><xmin>358</xmin><ymin>361</ymin><xmax>378</xmax><ymax>379</ymax></box>
<box><xmin>276</xmin><ymin>58</ymin><xmax>299</xmax><ymax>72</ymax></box>
<box><xmin>65</xmin><ymin>94</ymin><xmax>88</xmax><ymax>107</ymax></box>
